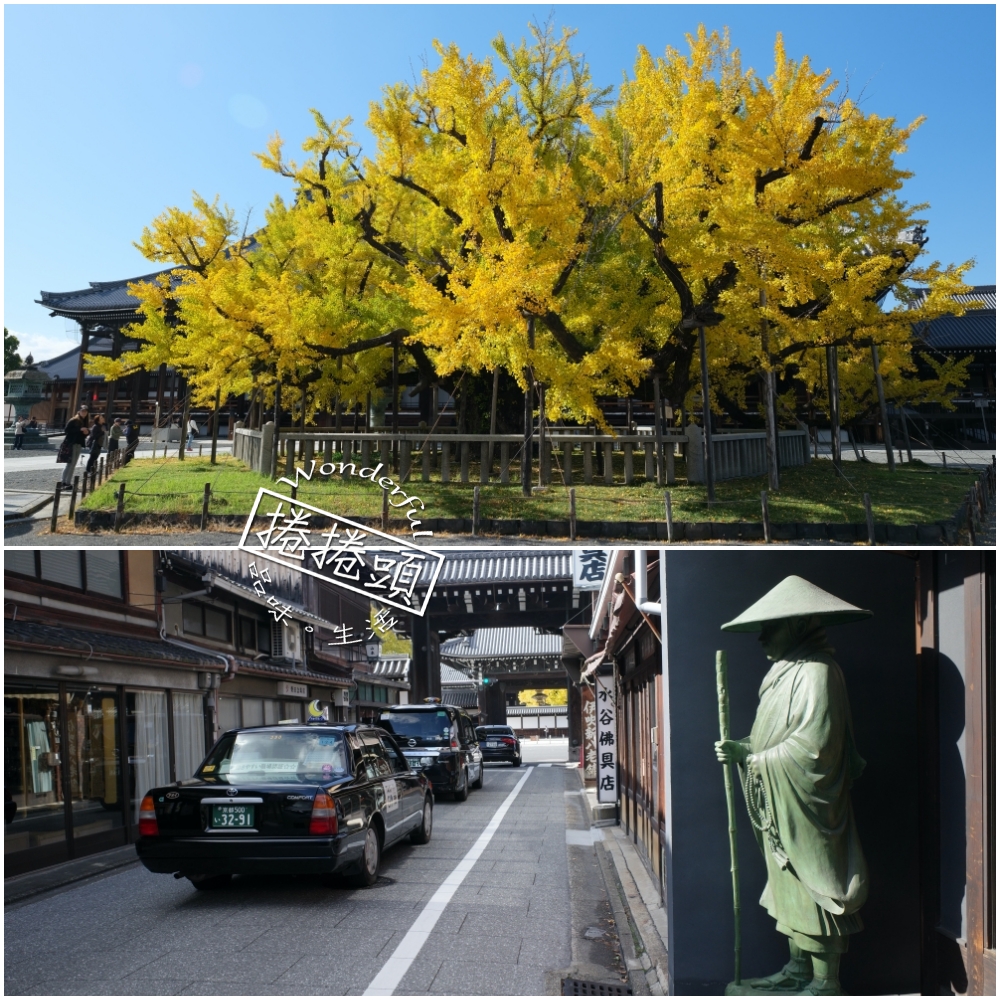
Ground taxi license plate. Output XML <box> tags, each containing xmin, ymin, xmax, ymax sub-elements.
<box><xmin>211</xmin><ymin>805</ymin><xmax>254</xmax><ymax>828</ymax></box>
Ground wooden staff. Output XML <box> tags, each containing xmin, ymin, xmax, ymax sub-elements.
<box><xmin>716</xmin><ymin>649</ymin><xmax>741</xmax><ymax>986</ymax></box>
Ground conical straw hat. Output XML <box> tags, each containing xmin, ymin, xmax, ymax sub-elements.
<box><xmin>721</xmin><ymin>575</ymin><xmax>872</xmax><ymax>632</ymax></box>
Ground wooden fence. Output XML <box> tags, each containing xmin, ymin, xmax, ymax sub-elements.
<box><xmin>233</xmin><ymin>423</ymin><xmax>810</xmax><ymax>486</ymax></box>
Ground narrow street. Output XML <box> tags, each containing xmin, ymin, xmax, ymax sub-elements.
<box><xmin>4</xmin><ymin>743</ymin><xmax>627</xmax><ymax>997</ymax></box>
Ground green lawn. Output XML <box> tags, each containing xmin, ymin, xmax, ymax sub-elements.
<box><xmin>78</xmin><ymin>453</ymin><xmax>976</xmax><ymax>526</ymax></box>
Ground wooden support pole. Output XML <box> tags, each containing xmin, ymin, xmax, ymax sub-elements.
<box><xmin>569</xmin><ymin>487</ymin><xmax>576</xmax><ymax>542</ymax></box>
<box><xmin>271</xmin><ymin>381</ymin><xmax>282</xmax><ymax>481</ymax></box>
<box><xmin>665</xmin><ymin>491</ymin><xmax>674</xmax><ymax>543</ymax></box>
<box><xmin>50</xmin><ymin>483</ymin><xmax>62</xmax><ymax>533</ymax></box>
<box><xmin>761</xmin><ymin>490</ymin><xmax>771</xmax><ymax>544</ymax></box>
<box><xmin>382</xmin><ymin>487</ymin><xmax>389</xmax><ymax>532</ymax></box>
<box><xmin>114</xmin><ymin>482</ymin><xmax>126</xmax><ymax>533</ymax></box>
<box><xmin>699</xmin><ymin>325</ymin><xmax>716</xmax><ymax>502</ymax></box>
<box><xmin>654</xmin><ymin>376</ymin><xmax>666</xmax><ymax>487</ymax></box>
<box><xmin>826</xmin><ymin>345</ymin><xmax>842</xmax><ymax>469</ymax></box>
<box><xmin>863</xmin><ymin>492</ymin><xmax>875</xmax><ymax>545</ymax></box>
<box><xmin>70</xmin><ymin>475</ymin><xmax>80</xmax><ymax>515</ymax></box>
<box><xmin>871</xmin><ymin>343</ymin><xmax>896</xmax><ymax>471</ymax></box>
<box><xmin>210</xmin><ymin>386</ymin><xmax>221</xmax><ymax>465</ymax></box>
<box><xmin>178</xmin><ymin>394</ymin><xmax>190</xmax><ymax>462</ymax></box>
<box><xmin>472</xmin><ymin>485</ymin><xmax>480</xmax><ymax>537</ymax></box>
<box><xmin>200</xmin><ymin>483</ymin><xmax>211</xmax><ymax>531</ymax></box>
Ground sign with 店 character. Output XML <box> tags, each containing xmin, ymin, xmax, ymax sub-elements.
<box><xmin>595</xmin><ymin>670</ymin><xmax>617</xmax><ymax>804</ymax></box>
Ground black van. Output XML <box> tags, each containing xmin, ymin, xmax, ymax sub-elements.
<box><xmin>378</xmin><ymin>703</ymin><xmax>484</xmax><ymax>801</ymax></box>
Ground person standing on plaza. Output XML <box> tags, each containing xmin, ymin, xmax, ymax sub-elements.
<box><xmin>107</xmin><ymin>417</ymin><xmax>123</xmax><ymax>458</ymax></box>
<box><xmin>12</xmin><ymin>417</ymin><xmax>26</xmax><ymax>450</ymax></box>
<box><xmin>85</xmin><ymin>414</ymin><xmax>106</xmax><ymax>474</ymax></box>
<box><xmin>58</xmin><ymin>405</ymin><xmax>89</xmax><ymax>484</ymax></box>
<box><xmin>187</xmin><ymin>415</ymin><xmax>199</xmax><ymax>451</ymax></box>
<box><xmin>124</xmin><ymin>420</ymin><xmax>140</xmax><ymax>464</ymax></box>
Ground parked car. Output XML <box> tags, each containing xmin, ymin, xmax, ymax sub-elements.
<box><xmin>475</xmin><ymin>725</ymin><xmax>522</xmax><ymax>767</ymax></box>
<box><xmin>135</xmin><ymin>724</ymin><xmax>432</xmax><ymax>890</ymax></box>
<box><xmin>378</xmin><ymin>703</ymin><xmax>484</xmax><ymax>801</ymax></box>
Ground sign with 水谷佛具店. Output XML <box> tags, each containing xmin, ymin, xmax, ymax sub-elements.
<box><xmin>595</xmin><ymin>672</ymin><xmax>617</xmax><ymax>804</ymax></box>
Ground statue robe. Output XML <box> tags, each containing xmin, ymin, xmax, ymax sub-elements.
<box><xmin>740</xmin><ymin>640</ymin><xmax>868</xmax><ymax>951</ymax></box>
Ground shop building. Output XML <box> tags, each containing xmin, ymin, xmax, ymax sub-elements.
<box><xmin>3</xmin><ymin>547</ymin><xmax>397</xmax><ymax>876</ymax></box>
<box><xmin>4</xmin><ymin>549</ymin><xmax>222</xmax><ymax>876</ymax></box>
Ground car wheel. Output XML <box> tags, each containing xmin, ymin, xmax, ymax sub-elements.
<box><xmin>512</xmin><ymin>756</ymin><xmax>521</xmax><ymax>767</ymax></box>
<box><xmin>471</xmin><ymin>763</ymin><xmax>484</xmax><ymax>790</ymax></box>
<box><xmin>348</xmin><ymin>825</ymin><xmax>381</xmax><ymax>887</ymax></box>
<box><xmin>187</xmin><ymin>873</ymin><xmax>231</xmax><ymax>891</ymax></box>
<box><xmin>410</xmin><ymin>795</ymin><xmax>433</xmax><ymax>845</ymax></box>
<box><xmin>453</xmin><ymin>766</ymin><xmax>469</xmax><ymax>802</ymax></box>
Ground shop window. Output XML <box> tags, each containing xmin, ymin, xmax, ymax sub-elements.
<box><xmin>242</xmin><ymin>699</ymin><xmax>264</xmax><ymax>728</ymax></box>
<box><xmin>264</xmin><ymin>700</ymin><xmax>281</xmax><ymax>726</ymax></box>
<box><xmin>63</xmin><ymin>688</ymin><xmax>125</xmax><ymax>846</ymax></box>
<box><xmin>218</xmin><ymin>696</ymin><xmax>241</xmax><ymax>732</ymax></box>
<box><xmin>282</xmin><ymin>702</ymin><xmax>303</xmax><ymax>723</ymax></box>
<box><xmin>4</xmin><ymin>689</ymin><xmax>66</xmax><ymax>859</ymax></box>
<box><xmin>126</xmin><ymin>691</ymin><xmax>170</xmax><ymax>823</ymax></box>
<box><xmin>172</xmin><ymin>692</ymin><xmax>206</xmax><ymax>780</ymax></box>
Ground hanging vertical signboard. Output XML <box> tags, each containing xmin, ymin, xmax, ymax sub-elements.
<box><xmin>582</xmin><ymin>688</ymin><xmax>597</xmax><ymax>780</ymax></box>
<box><xmin>595</xmin><ymin>670</ymin><xmax>617</xmax><ymax>804</ymax></box>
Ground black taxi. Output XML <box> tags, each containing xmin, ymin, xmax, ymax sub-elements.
<box><xmin>377</xmin><ymin>703</ymin><xmax>484</xmax><ymax>801</ymax></box>
<box><xmin>135</xmin><ymin>724</ymin><xmax>432</xmax><ymax>890</ymax></box>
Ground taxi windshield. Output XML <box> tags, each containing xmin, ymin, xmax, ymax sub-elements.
<box><xmin>379</xmin><ymin>711</ymin><xmax>452</xmax><ymax>741</ymax></box>
<box><xmin>199</xmin><ymin>730</ymin><xmax>350</xmax><ymax>784</ymax></box>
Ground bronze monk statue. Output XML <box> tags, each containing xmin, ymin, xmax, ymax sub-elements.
<box><xmin>716</xmin><ymin>575</ymin><xmax>871</xmax><ymax>996</ymax></box>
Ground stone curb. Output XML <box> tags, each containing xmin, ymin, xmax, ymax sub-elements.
<box><xmin>602</xmin><ymin>827</ymin><xmax>671</xmax><ymax>996</ymax></box>
<box><xmin>577</xmin><ymin>770</ymin><xmax>669</xmax><ymax>995</ymax></box>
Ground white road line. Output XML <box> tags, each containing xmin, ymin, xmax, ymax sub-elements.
<box><xmin>363</xmin><ymin>766</ymin><xmax>535</xmax><ymax>996</ymax></box>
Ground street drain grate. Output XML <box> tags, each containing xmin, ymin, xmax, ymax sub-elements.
<box><xmin>561</xmin><ymin>978</ymin><xmax>632</xmax><ymax>996</ymax></box>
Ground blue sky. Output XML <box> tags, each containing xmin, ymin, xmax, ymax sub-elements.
<box><xmin>5</xmin><ymin>3</ymin><xmax>995</xmax><ymax>361</ymax></box>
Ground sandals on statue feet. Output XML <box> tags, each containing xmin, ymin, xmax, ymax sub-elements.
<box><xmin>798</xmin><ymin>979</ymin><xmax>842</xmax><ymax>996</ymax></box>
<box><xmin>742</xmin><ymin>963</ymin><xmax>813</xmax><ymax>994</ymax></box>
